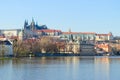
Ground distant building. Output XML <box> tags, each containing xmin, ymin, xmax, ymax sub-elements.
<box><xmin>95</xmin><ymin>32</ymin><xmax>113</xmax><ymax>41</ymax></box>
<box><xmin>24</xmin><ymin>18</ymin><xmax>48</xmax><ymax>31</ymax></box>
<box><xmin>0</xmin><ymin>40</ymin><xmax>13</xmax><ymax>56</ymax></box>
<box><xmin>80</xmin><ymin>43</ymin><xmax>95</xmax><ymax>56</ymax></box>
<box><xmin>65</xmin><ymin>41</ymin><xmax>80</xmax><ymax>54</ymax></box>
<box><xmin>24</xmin><ymin>19</ymin><xmax>48</xmax><ymax>39</ymax></box>
<box><xmin>0</xmin><ymin>29</ymin><xmax>23</xmax><ymax>41</ymax></box>
<box><xmin>95</xmin><ymin>43</ymin><xmax>112</xmax><ymax>55</ymax></box>
<box><xmin>24</xmin><ymin>19</ymin><xmax>61</xmax><ymax>38</ymax></box>
<box><xmin>60</xmin><ymin>31</ymin><xmax>96</xmax><ymax>44</ymax></box>
<box><xmin>35</xmin><ymin>29</ymin><xmax>62</xmax><ymax>37</ymax></box>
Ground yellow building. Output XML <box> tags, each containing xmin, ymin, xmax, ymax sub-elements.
<box><xmin>95</xmin><ymin>32</ymin><xmax>113</xmax><ymax>41</ymax></box>
<box><xmin>66</xmin><ymin>41</ymin><xmax>80</xmax><ymax>54</ymax></box>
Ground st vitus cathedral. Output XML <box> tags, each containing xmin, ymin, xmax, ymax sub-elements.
<box><xmin>23</xmin><ymin>18</ymin><xmax>48</xmax><ymax>39</ymax></box>
<box><xmin>24</xmin><ymin>18</ymin><xmax>48</xmax><ymax>31</ymax></box>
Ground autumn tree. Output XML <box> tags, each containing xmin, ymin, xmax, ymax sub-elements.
<box><xmin>13</xmin><ymin>40</ymin><xmax>30</xmax><ymax>57</ymax></box>
<box><xmin>40</xmin><ymin>37</ymin><xmax>58</xmax><ymax>53</ymax></box>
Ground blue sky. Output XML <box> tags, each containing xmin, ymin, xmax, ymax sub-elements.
<box><xmin>0</xmin><ymin>0</ymin><xmax>120</xmax><ymax>36</ymax></box>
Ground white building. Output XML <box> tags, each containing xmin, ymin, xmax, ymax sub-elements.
<box><xmin>0</xmin><ymin>29</ymin><xmax>23</xmax><ymax>41</ymax></box>
<box><xmin>0</xmin><ymin>40</ymin><xmax>13</xmax><ymax>56</ymax></box>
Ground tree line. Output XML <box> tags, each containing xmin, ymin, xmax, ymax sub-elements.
<box><xmin>13</xmin><ymin>37</ymin><xmax>65</xmax><ymax>57</ymax></box>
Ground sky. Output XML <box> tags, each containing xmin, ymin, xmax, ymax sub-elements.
<box><xmin>0</xmin><ymin>0</ymin><xmax>120</xmax><ymax>36</ymax></box>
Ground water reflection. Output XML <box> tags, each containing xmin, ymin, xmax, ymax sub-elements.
<box><xmin>1</xmin><ymin>56</ymin><xmax>120</xmax><ymax>80</ymax></box>
<box><xmin>0</xmin><ymin>60</ymin><xmax>13</xmax><ymax>80</ymax></box>
<box><xmin>94</xmin><ymin>56</ymin><xmax>110</xmax><ymax>80</ymax></box>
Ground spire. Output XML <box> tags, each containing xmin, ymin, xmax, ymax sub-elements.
<box><xmin>68</xmin><ymin>28</ymin><xmax>73</xmax><ymax>41</ymax></box>
<box><xmin>108</xmin><ymin>32</ymin><xmax>112</xmax><ymax>36</ymax></box>
<box><xmin>24</xmin><ymin>20</ymin><xmax>28</xmax><ymax>24</ymax></box>
<box><xmin>32</xmin><ymin>17</ymin><xmax>35</xmax><ymax>23</ymax></box>
<box><xmin>30</xmin><ymin>17</ymin><xmax>35</xmax><ymax>31</ymax></box>
<box><xmin>24</xmin><ymin>20</ymin><xmax>28</xmax><ymax>28</ymax></box>
<box><xmin>31</xmin><ymin>17</ymin><xmax>35</xmax><ymax>25</ymax></box>
<box><xmin>36</xmin><ymin>21</ymin><xmax>38</xmax><ymax>25</ymax></box>
<box><xmin>69</xmin><ymin>28</ymin><xmax>71</xmax><ymax>33</ymax></box>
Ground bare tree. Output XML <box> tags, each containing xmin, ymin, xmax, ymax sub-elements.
<box><xmin>40</xmin><ymin>37</ymin><xmax>58</xmax><ymax>53</ymax></box>
<box><xmin>13</xmin><ymin>40</ymin><xmax>30</xmax><ymax>57</ymax></box>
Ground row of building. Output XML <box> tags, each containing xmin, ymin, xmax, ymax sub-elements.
<box><xmin>0</xmin><ymin>19</ymin><xmax>119</xmax><ymax>56</ymax></box>
<box><xmin>0</xmin><ymin>19</ymin><xmax>113</xmax><ymax>41</ymax></box>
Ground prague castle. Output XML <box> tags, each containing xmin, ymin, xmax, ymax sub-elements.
<box><xmin>24</xmin><ymin>18</ymin><xmax>48</xmax><ymax>31</ymax></box>
<box><xmin>0</xmin><ymin>18</ymin><xmax>114</xmax><ymax>43</ymax></box>
<box><xmin>23</xmin><ymin>18</ymin><xmax>62</xmax><ymax>39</ymax></box>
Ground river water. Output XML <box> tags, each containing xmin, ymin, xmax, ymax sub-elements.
<box><xmin>0</xmin><ymin>56</ymin><xmax>120</xmax><ymax>80</ymax></box>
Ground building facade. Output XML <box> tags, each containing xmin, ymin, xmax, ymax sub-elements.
<box><xmin>0</xmin><ymin>29</ymin><xmax>23</xmax><ymax>41</ymax></box>
<box><xmin>24</xmin><ymin>19</ymin><xmax>62</xmax><ymax>39</ymax></box>
<box><xmin>95</xmin><ymin>32</ymin><xmax>113</xmax><ymax>41</ymax></box>
<box><xmin>80</xmin><ymin>43</ymin><xmax>95</xmax><ymax>56</ymax></box>
<box><xmin>60</xmin><ymin>31</ymin><xmax>96</xmax><ymax>44</ymax></box>
<box><xmin>65</xmin><ymin>41</ymin><xmax>80</xmax><ymax>54</ymax></box>
<box><xmin>24</xmin><ymin>19</ymin><xmax>48</xmax><ymax>39</ymax></box>
<box><xmin>35</xmin><ymin>29</ymin><xmax>62</xmax><ymax>37</ymax></box>
<box><xmin>0</xmin><ymin>40</ymin><xmax>13</xmax><ymax>56</ymax></box>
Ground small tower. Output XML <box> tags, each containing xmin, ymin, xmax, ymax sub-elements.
<box><xmin>30</xmin><ymin>18</ymin><xmax>35</xmax><ymax>31</ymax></box>
<box><xmin>24</xmin><ymin>20</ymin><xmax>28</xmax><ymax>30</ymax></box>
<box><xmin>68</xmin><ymin>28</ymin><xmax>73</xmax><ymax>41</ymax></box>
<box><xmin>69</xmin><ymin>28</ymin><xmax>71</xmax><ymax>33</ymax></box>
<box><xmin>31</xmin><ymin>18</ymin><xmax>35</xmax><ymax>26</ymax></box>
<box><xmin>108</xmin><ymin>32</ymin><xmax>113</xmax><ymax>40</ymax></box>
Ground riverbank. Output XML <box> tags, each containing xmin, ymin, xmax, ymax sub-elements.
<box><xmin>34</xmin><ymin>53</ymin><xmax>96</xmax><ymax>57</ymax></box>
<box><xmin>0</xmin><ymin>52</ymin><xmax>119</xmax><ymax>58</ymax></box>
<box><xmin>0</xmin><ymin>57</ymin><xmax>18</xmax><ymax>60</ymax></box>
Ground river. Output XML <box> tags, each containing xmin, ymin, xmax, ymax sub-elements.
<box><xmin>0</xmin><ymin>56</ymin><xmax>120</xmax><ymax>80</ymax></box>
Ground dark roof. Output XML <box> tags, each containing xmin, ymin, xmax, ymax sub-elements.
<box><xmin>0</xmin><ymin>40</ymin><xmax>12</xmax><ymax>45</ymax></box>
<box><xmin>80</xmin><ymin>43</ymin><xmax>94</xmax><ymax>46</ymax></box>
<box><xmin>25</xmin><ymin>24</ymin><xmax>48</xmax><ymax>30</ymax></box>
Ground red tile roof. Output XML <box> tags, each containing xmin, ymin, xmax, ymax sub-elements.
<box><xmin>62</xmin><ymin>32</ymin><xmax>96</xmax><ymax>34</ymax></box>
<box><xmin>0</xmin><ymin>36</ymin><xmax>5</xmax><ymax>38</ymax></box>
<box><xmin>62</xmin><ymin>32</ymin><xmax>79</xmax><ymax>34</ymax></box>
<box><xmin>23</xmin><ymin>38</ymin><xmax>38</xmax><ymax>43</ymax></box>
<box><xmin>96</xmin><ymin>34</ymin><xmax>110</xmax><ymax>36</ymax></box>
<box><xmin>10</xmin><ymin>36</ymin><xmax>18</xmax><ymax>39</ymax></box>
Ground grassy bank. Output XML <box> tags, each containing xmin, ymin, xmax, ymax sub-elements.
<box><xmin>0</xmin><ymin>57</ymin><xmax>18</xmax><ymax>60</ymax></box>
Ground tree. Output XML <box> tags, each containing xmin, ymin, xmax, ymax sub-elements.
<box><xmin>40</xmin><ymin>37</ymin><xmax>58</xmax><ymax>53</ymax></box>
<box><xmin>13</xmin><ymin>40</ymin><xmax>30</xmax><ymax>57</ymax></box>
<box><xmin>0</xmin><ymin>42</ymin><xmax>9</xmax><ymax>57</ymax></box>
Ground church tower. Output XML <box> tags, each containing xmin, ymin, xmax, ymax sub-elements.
<box><xmin>30</xmin><ymin>18</ymin><xmax>35</xmax><ymax>31</ymax></box>
<box><xmin>24</xmin><ymin>20</ymin><xmax>28</xmax><ymax>30</ymax></box>
<box><xmin>68</xmin><ymin>28</ymin><xmax>73</xmax><ymax>41</ymax></box>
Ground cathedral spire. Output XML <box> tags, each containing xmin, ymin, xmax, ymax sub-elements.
<box><xmin>30</xmin><ymin>17</ymin><xmax>35</xmax><ymax>31</ymax></box>
<box><xmin>24</xmin><ymin>20</ymin><xmax>28</xmax><ymax>28</ymax></box>
<box><xmin>36</xmin><ymin>21</ymin><xmax>38</xmax><ymax>25</ymax></box>
<box><xmin>31</xmin><ymin>17</ymin><xmax>35</xmax><ymax>25</ymax></box>
<box><xmin>32</xmin><ymin>17</ymin><xmax>35</xmax><ymax>23</ymax></box>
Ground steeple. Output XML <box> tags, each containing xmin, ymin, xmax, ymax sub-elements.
<box><xmin>31</xmin><ymin>18</ymin><xmax>35</xmax><ymax>26</ymax></box>
<box><xmin>36</xmin><ymin>21</ymin><xmax>38</xmax><ymax>26</ymax></box>
<box><xmin>30</xmin><ymin>18</ymin><xmax>35</xmax><ymax>31</ymax></box>
<box><xmin>69</xmin><ymin>28</ymin><xmax>71</xmax><ymax>33</ymax></box>
<box><xmin>24</xmin><ymin>20</ymin><xmax>28</xmax><ymax>29</ymax></box>
<box><xmin>24</xmin><ymin>20</ymin><xmax>28</xmax><ymax>26</ymax></box>
<box><xmin>32</xmin><ymin>17</ymin><xmax>35</xmax><ymax>23</ymax></box>
<box><xmin>68</xmin><ymin>28</ymin><xmax>73</xmax><ymax>41</ymax></box>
